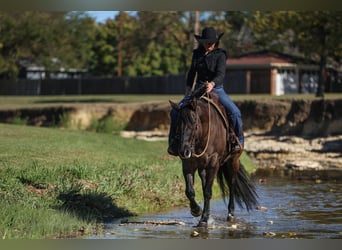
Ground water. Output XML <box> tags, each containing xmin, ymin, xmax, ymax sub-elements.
<box><xmin>89</xmin><ymin>178</ymin><xmax>342</xmax><ymax>239</ymax></box>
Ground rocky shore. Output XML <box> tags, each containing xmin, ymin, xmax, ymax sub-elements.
<box><xmin>244</xmin><ymin>133</ymin><xmax>342</xmax><ymax>180</ymax></box>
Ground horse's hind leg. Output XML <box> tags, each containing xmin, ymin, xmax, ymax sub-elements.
<box><xmin>226</xmin><ymin>159</ymin><xmax>237</xmax><ymax>222</ymax></box>
<box><xmin>227</xmin><ymin>153</ymin><xmax>243</xmax><ymax>222</ymax></box>
<box><xmin>183</xmin><ymin>171</ymin><xmax>202</xmax><ymax>217</ymax></box>
<box><xmin>227</xmin><ymin>174</ymin><xmax>236</xmax><ymax>222</ymax></box>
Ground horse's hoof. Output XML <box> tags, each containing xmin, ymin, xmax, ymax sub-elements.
<box><xmin>191</xmin><ymin>207</ymin><xmax>202</xmax><ymax>217</ymax></box>
<box><xmin>196</xmin><ymin>221</ymin><xmax>208</xmax><ymax>228</ymax></box>
<box><xmin>227</xmin><ymin>214</ymin><xmax>234</xmax><ymax>222</ymax></box>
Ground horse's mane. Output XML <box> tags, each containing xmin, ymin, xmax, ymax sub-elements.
<box><xmin>190</xmin><ymin>84</ymin><xmax>220</xmax><ymax>106</ymax></box>
<box><xmin>189</xmin><ymin>85</ymin><xmax>227</xmax><ymax>125</ymax></box>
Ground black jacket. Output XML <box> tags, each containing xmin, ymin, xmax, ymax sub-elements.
<box><xmin>186</xmin><ymin>47</ymin><xmax>227</xmax><ymax>89</ymax></box>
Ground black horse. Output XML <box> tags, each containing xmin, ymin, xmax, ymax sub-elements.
<box><xmin>169</xmin><ymin>89</ymin><xmax>258</xmax><ymax>227</ymax></box>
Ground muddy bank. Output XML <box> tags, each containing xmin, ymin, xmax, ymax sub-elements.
<box><xmin>237</xmin><ymin>98</ymin><xmax>342</xmax><ymax>136</ymax></box>
<box><xmin>124</xmin><ymin>98</ymin><xmax>342</xmax><ymax>136</ymax></box>
<box><xmin>1</xmin><ymin>98</ymin><xmax>341</xmax><ymax>136</ymax></box>
<box><xmin>0</xmin><ymin>98</ymin><xmax>341</xmax><ymax>174</ymax></box>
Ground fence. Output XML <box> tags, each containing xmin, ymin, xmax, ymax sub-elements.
<box><xmin>0</xmin><ymin>75</ymin><xmax>188</xmax><ymax>95</ymax></box>
<box><xmin>1</xmin><ymin>73</ymin><xmax>340</xmax><ymax>96</ymax></box>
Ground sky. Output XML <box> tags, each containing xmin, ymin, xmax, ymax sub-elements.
<box><xmin>86</xmin><ymin>11</ymin><xmax>210</xmax><ymax>23</ymax></box>
<box><xmin>86</xmin><ymin>11</ymin><xmax>119</xmax><ymax>23</ymax></box>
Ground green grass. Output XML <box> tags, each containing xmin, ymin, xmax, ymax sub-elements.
<box><xmin>0</xmin><ymin>123</ymin><xmax>256</xmax><ymax>239</ymax></box>
<box><xmin>0</xmin><ymin>123</ymin><xmax>184</xmax><ymax>238</ymax></box>
<box><xmin>0</xmin><ymin>93</ymin><xmax>340</xmax><ymax>110</ymax></box>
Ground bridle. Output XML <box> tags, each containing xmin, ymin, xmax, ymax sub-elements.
<box><xmin>179</xmin><ymin>92</ymin><xmax>211</xmax><ymax>159</ymax></box>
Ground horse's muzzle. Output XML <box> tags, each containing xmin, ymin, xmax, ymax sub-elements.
<box><xmin>180</xmin><ymin>146</ymin><xmax>192</xmax><ymax>159</ymax></box>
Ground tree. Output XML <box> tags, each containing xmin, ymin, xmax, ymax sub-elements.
<box><xmin>61</xmin><ymin>12</ymin><xmax>97</xmax><ymax>72</ymax></box>
<box><xmin>0</xmin><ymin>12</ymin><xmax>58</xmax><ymax>78</ymax></box>
<box><xmin>247</xmin><ymin>11</ymin><xmax>342</xmax><ymax>96</ymax></box>
<box><xmin>221</xmin><ymin>11</ymin><xmax>255</xmax><ymax>56</ymax></box>
<box><xmin>89</xmin><ymin>12</ymin><xmax>140</xmax><ymax>76</ymax></box>
<box><xmin>131</xmin><ymin>11</ymin><xmax>193</xmax><ymax>75</ymax></box>
<box><xmin>0</xmin><ymin>11</ymin><xmax>97</xmax><ymax>79</ymax></box>
<box><xmin>288</xmin><ymin>11</ymin><xmax>342</xmax><ymax>97</ymax></box>
<box><xmin>90</xmin><ymin>11</ymin><xmax>197</xmax><ymax>77</ymax></box>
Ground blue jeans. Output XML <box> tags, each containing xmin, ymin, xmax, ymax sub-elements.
<box><xmin>213</xmin><ymin>86</ymin><xmax>244</xmax><ymax>146</ymax></box>
<box><xmin>169</xmin><ymin>85</ymin><xmax>244</xmax><ymax>146</ymax></box>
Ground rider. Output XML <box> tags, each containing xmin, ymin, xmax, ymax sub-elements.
<box><xmin>168</xmin><ymin>26</ymin><xmax>244</xmax><ymax>156</ymax></box>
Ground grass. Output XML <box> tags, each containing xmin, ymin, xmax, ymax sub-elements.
<box><xmin>0</xmin><ymin>123</ymin><xmax>183</xmax><ymax>238</ymax></box>
<box><xmin>0</xmin><ymin>94</ymin><xmax>264</xmax><ymax>239</ymax></box>
<box><xmin>0</xmin><ymin>93</ymin><xmax>340</xmax><ymax>110</ymax></box>
<box><xmin>0</xmin><ymin>123</ymin><xmax>256</xmax><ymax>239</ymax></box>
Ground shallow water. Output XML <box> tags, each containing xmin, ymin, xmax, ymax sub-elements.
<box><xmin>89</xmin><ymin>178</ymin><xmax>342</xmax><ymax>239</ymax></box>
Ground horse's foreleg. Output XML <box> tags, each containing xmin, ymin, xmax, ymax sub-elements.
<box><xmin>198</xmin><ymin>167</ymin><xmax>217</xmax><ymax>227</ymax></box>
<box><xmin>184</xmin><ymin>172</ymin><xmax>202</xmax><ymax>217</ymax></box>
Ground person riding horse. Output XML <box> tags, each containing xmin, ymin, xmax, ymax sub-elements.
<box><xmin>168</xmin><ymin>26</ymin><xmax>244</xmax><ymax>156</ymax></box>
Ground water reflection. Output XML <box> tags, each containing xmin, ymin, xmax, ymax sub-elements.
<box><xmin>89</xmin><ymin>177</ymin><xmax>342</xmax><ymax>239</ymax></box>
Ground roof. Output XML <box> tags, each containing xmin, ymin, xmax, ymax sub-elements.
<box><xmin>227</xmin><ymin>50</ymin><xmax>298</xmax><ymax>68</ymax></box>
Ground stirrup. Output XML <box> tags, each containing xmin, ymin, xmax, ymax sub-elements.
<box><xmin>230</xmin><ymin>144</ymin><xmax>243</xmax><ymax>154</ymax></box>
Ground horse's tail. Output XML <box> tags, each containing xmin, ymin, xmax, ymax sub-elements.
<box><xmin>217</xmin><ymin>161</ymin><xmax>259</xmax><ymax>211</ymax></box>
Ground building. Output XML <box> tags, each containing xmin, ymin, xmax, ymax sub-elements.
<box><xmin>18</xmin><ymin>59</ymin><xmax>86</xmax><ymax>80</ymax></box>
<box><xmin>225</xmin><ymin>50</ymin><xmax>322</xmax><ymax>95</ymax></box>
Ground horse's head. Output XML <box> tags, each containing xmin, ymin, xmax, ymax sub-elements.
<box><xmin>170</xmin><ymin>97</ymin><xmax>202</xmax><ymax>159</ymax></box>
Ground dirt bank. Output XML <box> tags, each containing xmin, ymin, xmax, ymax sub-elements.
<box><xmin>1</xmin><ymin>98</ymin><xmax>341</xmax><ymax>175</ymax></box>
<box><xmin>123</xmin><ymin>97</ymin><xmax>342</xmax><ymax>177</ymax></box>
<box><xmin>1</xmin><ymin>98</ymin><xmax>341</xmax><ymax>136</ymax></box>
<box><xmin>124</xmin><ymin>98</ymin><xmax>342</xmax><ymax>136</ymax></box>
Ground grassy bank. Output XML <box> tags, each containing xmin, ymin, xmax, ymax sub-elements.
<box><xmin>0</xmin><ymin>123</ymin><xmax>255</xmax><ymax>239</ymax></box>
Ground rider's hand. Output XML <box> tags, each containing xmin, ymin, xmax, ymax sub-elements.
<box><xmin>206</xmin><ymin>82</ymin><xmax>215</xmax><ymax>93</ymax></box>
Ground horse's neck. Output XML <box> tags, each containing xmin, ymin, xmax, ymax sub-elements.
<box><xmin>199</xmin><ymin>96</ymin><xmax>229</xmax><ymax>130</ymax></box>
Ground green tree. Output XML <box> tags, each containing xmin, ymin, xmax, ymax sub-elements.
<box><xmin>222</xmin><ymin>11</ymin><xmax>257</xmax><ymax>56</ymax></box>
<box><xmin>288</xmin><ymin>11</ymin><xmax>341</xmax><ymax>96</ymax></box>
<box><xmin>60</xmin><ymin>12</ymin><xmax>97</xmax><ymax>71</ymax></box>
<box><xmin>0</xmin><ymin>11</ymin><xmax>96</xmax><ymax>79</ymax></box>
<box><xmin>90</xmin><ymin>11</ymin><xmax>195</xmax><ymax>77</ymax></box>
<box><xmin>89</xmin><ymin>12</ymin><xmax>138</xmax><ymax>76</ymax></box>
<box><xmin>0</xmin><ymin>12</ymin><xmax>59</xmax><ymax>78</ymax></box>
<box><xmin>131</xmin><ymin>11</ymin><xmax>192</xmax><ymax>76</ymax></box>
<box><xmin>247</xmin><ymin>11</ymin><xmax>342</xmax><ymax>96</ymax></box>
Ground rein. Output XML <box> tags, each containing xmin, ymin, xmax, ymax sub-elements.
<box><xmin>192</xmin><ymin>92</ymin><xmax>211</xmax><ymax>158</ymax></box>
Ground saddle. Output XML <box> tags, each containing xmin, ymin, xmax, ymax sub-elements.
<box><xmin>198</xmin><ymin>93</ymin><xmax>239</xmax><ymax>152</ymax></box>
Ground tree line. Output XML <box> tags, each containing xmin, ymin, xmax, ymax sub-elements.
<box><xmin>0</xmin><ymin>11</ymin><xmax>341</xmax><ymax>95</ymax></box>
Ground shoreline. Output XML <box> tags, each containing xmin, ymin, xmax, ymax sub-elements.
<box><xmin>244</xmin><ymin>133</ymin><xmax>342</xmax><ymax>180</ymax></box>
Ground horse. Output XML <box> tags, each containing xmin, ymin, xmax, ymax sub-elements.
<box><xmin>169</xmin><ymin>87</ymin><xmax>259</xmax><ymax>227</ymax></box>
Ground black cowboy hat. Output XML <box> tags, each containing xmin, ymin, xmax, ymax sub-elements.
<box><xmin>194</xmin><ymin>27</ymin><xmax>224</xmax><ymax>44</ymax></box>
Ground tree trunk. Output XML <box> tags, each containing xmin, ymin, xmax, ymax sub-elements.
<box><xmin>193</xmin><ymin>11</ymin><xmax>200</xmax><ymax>49</ymax></box>
<box><xmin>316</xmin><ymin>60</ymin><xmax>325</xmax><ymax>97</ymax></box>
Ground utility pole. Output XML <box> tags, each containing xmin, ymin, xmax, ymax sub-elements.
<box><xmin>193</xmin><ymin>11</ymin><xmax>200</xmax><ymax>49</ymax></box>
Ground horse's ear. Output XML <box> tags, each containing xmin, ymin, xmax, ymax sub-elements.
<box><xmin>169</xmin><ymin>100</ymin><xmax>180</xmax><ymax>111</ymax></box>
